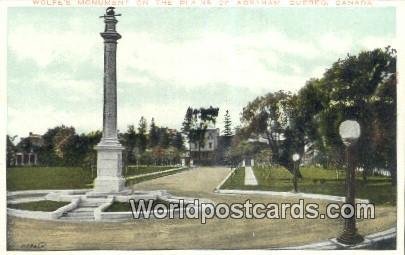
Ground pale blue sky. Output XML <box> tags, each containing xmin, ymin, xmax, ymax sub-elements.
<box><xmin>7</xmin><ymin>7</ymin><xmax>396</xmax><ymax>138</ymax></box>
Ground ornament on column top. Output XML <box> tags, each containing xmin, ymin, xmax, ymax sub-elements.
<box><xmin>100</xmin><ymin>7</ymin><xmax>122</xmax><ymax>40</ymax></box>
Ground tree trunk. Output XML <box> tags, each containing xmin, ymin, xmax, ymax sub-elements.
<box><xmin>362</xmin><ymin>166</ymin><xmax>368</xmax><ymax>183</ymax></box>
<box><xmin>283</xmin><ymin>161</ymin><xmax>303</xmax><ymax>179</ymax></box>
<box><xmin>389</xmin><ymin>162</ymin><xmax>397</xmax><ymax>186</ymax></box>
<box><xmin>391</xmin><ymin>170</ymin><xmax>397</xmax><ymax>186</ymax></box>
<box><xmin>198</xmin><ymin>143</ymin><xmax>201</xmax><ymax>163</ymax></box>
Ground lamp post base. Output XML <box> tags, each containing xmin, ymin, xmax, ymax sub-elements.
<box><xmin>337</xmin><ymin>229</ymin><xmax>364</xmax><ymax>245</ymax></box>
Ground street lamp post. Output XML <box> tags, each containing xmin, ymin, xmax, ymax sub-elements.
<box><xmin>292</xmin><ymin>153</ymin><xmax>300</xmax><ymax>193</ymax></box>
<box><xmin>337</xmin><ymin>120</ymin><xmax>364</xmax><ymax>245</ymax></box>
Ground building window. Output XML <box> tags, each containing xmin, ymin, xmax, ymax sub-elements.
<box><xmin>209</xmin><ymin>142</ymin><xmax>212</xmax><ymax>149</ymax></box>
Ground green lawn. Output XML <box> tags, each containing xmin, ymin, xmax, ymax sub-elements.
<box><xmin>7</xmin><ymin>201</ymin><xmax>70</xmax><ymax>211</ymax></box>
<box><xmin>124</xmin><ymin>166</ymin><xmax>174</xmax><ymax>177</ymax></box>
<box><xmin>221</xmin><ymin>167</ymin><xmax>245</xmax><ymax>190</ymax></box>
<box><xmin>221</xmin><ymin>166</ymin><xmax>396</xmax><ymax>205</ymax></box>
<box><xmin>7</xmin><ymin>167</ymin><xmax>93</xmax><ymax>191</ymax></box>
<box><xmin>7</xmin><ymin>166</ymin><xmax>186</xmax><ymax>191</ymax></box>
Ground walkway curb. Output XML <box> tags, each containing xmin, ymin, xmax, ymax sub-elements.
<box><xmin>126</xmin><ymin>167</ymin><xmax>187</xmax><ymax>181</ymax></box>
<box><xmin>214</xmin><ymin>167</ymin><xmax>369</xmax><ymax>203</ymax></box>
<box><xmin>7</xmin><ymin>198</ymin><xmax>81</xmax><ymax>221</ymax></box>
<box><xmin>281</xmin><ymin>227</ymin><xmax>396</xmax><ymax>250</ymax></box>
<box><xmin>214</xmin><ymin>167</ymin><xmax>236</xmax><ymax>191</ymax></box>
<box><xmin>216</xmin><ymin>189</ymin><xmax>369</xmax><ymax>203</ymax></box>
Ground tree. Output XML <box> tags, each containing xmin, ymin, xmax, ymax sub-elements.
<box><xmin>181</xmin><ymin>107</ymin><xmax>193</xmax><ymax>134</ymax></box>
<box><xmin>310</xmin><ymin>47</ymin><xmax>397</xmax><ymax>183</ymax></box>
<box><xmin>27</xmin><ymin>125</ymin><xmax>102</xmax><ymax>168</ymax></box>
<box><xmin>152</xmin><ymin>146</ymin><xmax>165</xmax><ymax>165</ymax></box>
<box><xmin>7</xmin><ymin>135</ymin><xmax>17</xmax><ymax>167</ymax></box>
<box><xmin>51</xmin><ymin>126</ymin><xmax>91</xmax><ymax>166</ymax></box>
<box><xmin>171</xmin><ymin>132</ymin><xmax>184</xmax><ymax>151</ymax></box>
<box><xmin>36</xmin><ymin>125</ymin><xmax>75</xmax><ymax>166</ymax></box>
<box><xmin>37</xmin><ymin>127</ymin><xmax>59</xmax><ymax>165</ymax></box>
<box><xmin>148</xmin><ymin>118</ymin><xmax>159</xmax><ymax>148</ymax></box>
<box><xmin>158</xmin><ymin>127</ymin><xmax>170</xmax><ymax>148</ymax></box>
<box><xmin>166</xmin><ymin>146</ymin><xmax>180</xmax><ymax>165</ymax></box>
<box><xmin>223</xmin><ymin>110</ymin><xmax>233</xmax><ymax>136</ymax></box>
<box><xmin>139</xmin><ymin>150</ymin><xmax>153</xmax><ymax>166</ymax></box>
<box><xmin>277</xmin><ymin>47</ymin><xmax>397</xmax><ymax>184</ymax></box>
<box><xmin>121</xmin><ymin>125</ymin><xmax>137</xmax><ymax>164</ymax></box>
<box><xmin>137</xmin><ymin>116</ymin><xmax>148</xmax><ymax>153</ymax></box>
<box><xmin>81</xmin><ymin>131</ymin><xmax>102</xmax><ymax>171</ymax></box>
<box><xmin>255</xmin><ymin>149</ymin><xmax>273</xmax><ymax>166</ymax></box>
<box><xmin>222</xmin><ymin>110</ymin><xmax>233</xmax><ymax>151</ymax></box>
<box><xmin>62</xmin><ymin>133</ymin><xmax>87</xmax><ymax>166</ymax></box>
<box><xmin>53</xmin><ymin>126</ymin><xmax>76</xmax><ymax>160</ymax></box>
<box><xmin>226</xmin><ymin>140</ymin><xmax>261</xmax><ymax>167</ymax></box>
<box><xmin>182</xmin><ymin>106</ymin><xmax>219</xmax><ymax>162</ymax></box>
<box><xmin>372</xmin><ymin>63</ymin><xmax>396</xmax><ymax>184</ymax></box>
<box><xmin>294</xmin><ymin>78</ymin><xmax>332</xmax><ymax>168</ymax></box>
<box><xmin>240</xmin><ymin>91</ymin><xmax>303</xmax><ymax>177</ymax></box>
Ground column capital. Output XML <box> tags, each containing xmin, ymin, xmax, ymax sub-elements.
<box><xmin>100</xmin><ymin>6</ymin><xmax>121</xmax><ymax>41</ymax></box>
<box><xmin>100</xmin><ymin>31</ymin><xmax>121</xmax><ymax>42</ymax></box>
<box><xmin>95</xmin><ymin>138</ymin><xmax>124</xmax><ymax>151</ymax></box>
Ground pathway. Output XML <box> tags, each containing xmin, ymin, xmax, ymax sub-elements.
<box><xmin>132</xmin><ymin>166</ymin><xmax>230</xmax><ymax>198</ymax></box>
<box><xmin>244</xmin><ymin>166</ymin><xmax>258</xmax><ymax>186</ymax></box>
<box><xmin>59</xmin><ymin>197</ymin><xmax>110</xmax><ymax>221</ymax></box>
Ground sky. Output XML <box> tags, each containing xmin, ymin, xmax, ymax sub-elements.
<box><xmin>7</xmin><ymin>7</ymin><xmax>396</xmax><ymax>139</ymax></box>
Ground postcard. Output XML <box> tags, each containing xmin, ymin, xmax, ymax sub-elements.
<box><xmin>1</xmin><ymin>0</ymin><xmax>403</xmax><ymax>254</ymax></box>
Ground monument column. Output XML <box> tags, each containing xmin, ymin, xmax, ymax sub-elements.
<box><xmin>93</xmin><ymin>7</ymin><xmax>125</xmax><ymax>193</ymax></box>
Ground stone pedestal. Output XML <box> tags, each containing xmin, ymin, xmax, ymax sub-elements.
<box><xmin>94</xmin><ymin>143</ymin><xmax>125</xmax><ymax>193</ymax></box>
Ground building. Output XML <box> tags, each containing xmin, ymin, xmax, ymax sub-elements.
<box><xmin>14</xmin><ymin>132</ymin><xmax>44</xmax><ymax>166</ymax></box>
<box><xmin>189</xmin><ymin>128</ymin><xmax>220</xmax><ymax>165</ymax></box>
<box><xmin>301</xmin><ymin>143</ymin><xmax>320</xmax><ymax>166</ymax></box>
